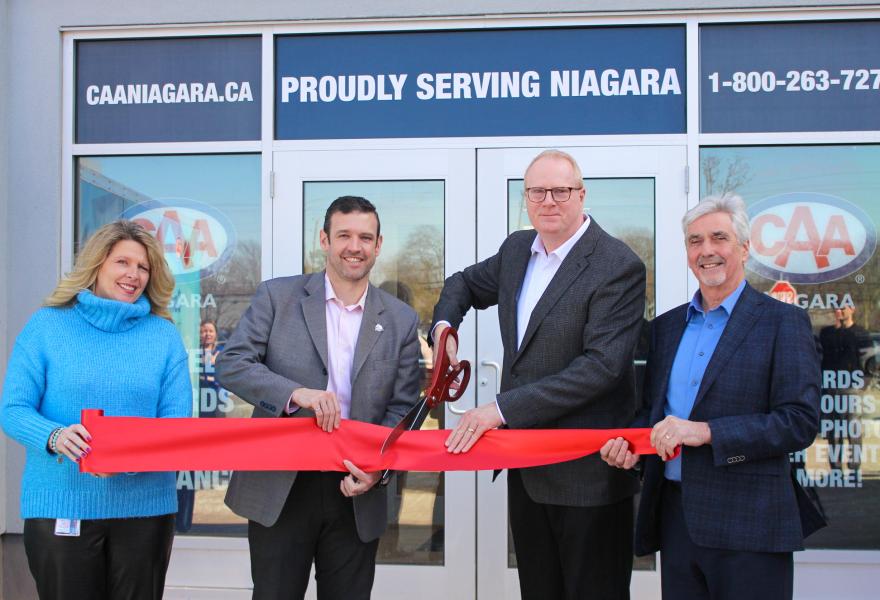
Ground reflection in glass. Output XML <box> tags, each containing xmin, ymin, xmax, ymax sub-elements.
<box><xmin>76</xmin><ymin>154</ymin><xmax>261</xmax><ymax>536</ymax></box>
<box><xmin>303</xmin><ymin>180</ymin><xmax>445</xmax><ymax>565</ymax></box>
<box><xmin>507</xmin><ymin>176</ymin><xmax>657</xmax><ymax>570</ymax></box>
<box><xmin>701</xmin><ymin>145</ymin><xmax>880</xmax><ymax>551</ymax></box>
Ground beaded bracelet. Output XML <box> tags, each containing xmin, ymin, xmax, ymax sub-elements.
<box><xmin>48</xmin><ymin>427</ymin><xmax>64</xmax><ymax>455</ymax></box>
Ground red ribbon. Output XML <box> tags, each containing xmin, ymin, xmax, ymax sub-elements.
<box><xmin>79</xmin><ymin>409</ymin><xmax>661</xmax><ymax>473</ymax></box>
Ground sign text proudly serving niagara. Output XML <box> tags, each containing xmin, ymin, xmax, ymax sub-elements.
<box><xmin>275</xmin><ymin>27</ymin><xmax>686</xmax><ymax>139</ymax></box>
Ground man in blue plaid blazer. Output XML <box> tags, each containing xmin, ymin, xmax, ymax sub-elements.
<box><xmin>602</xmin><ymin>194</ymin><xmax>825</xmax><ymax>599</ymax></box>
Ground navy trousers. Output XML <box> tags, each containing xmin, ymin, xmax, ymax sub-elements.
<box><xmin>660</xmin><ymin>481</ymin><xmax>793</xmax><ymax>600</ymax></box>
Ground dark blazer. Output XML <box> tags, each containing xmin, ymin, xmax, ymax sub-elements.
<box><xmin>433</xmin><ymin>220</ymin><xmax>646</xmax><ymax>507</ymax></box>
<box><xmin>216</xmin><ymin>272</ymin><xmax>421</xmax><ymax>542</ymax></box>
<box><xmin>634</xmin><ymin>283</ymin><xmax>826</xmax><ymax>555</ymax></box>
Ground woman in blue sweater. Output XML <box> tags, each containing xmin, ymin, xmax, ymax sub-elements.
<box><xmin>1</xmin><ymin>220</ymin><xmax>192</xmax><ymax>600</ymax></box>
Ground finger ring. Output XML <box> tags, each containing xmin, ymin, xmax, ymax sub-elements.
<box><xmin>467</xmin><ymin>428</ymin><xmax>476</xmax><ymax>433</ymax></box>
<box><xmin>664</xmin><ymin>434</ymin><xmax>671</xmax><ymax>440</ymax></box>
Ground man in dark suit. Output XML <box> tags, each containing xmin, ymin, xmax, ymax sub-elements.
<box><xmin>433</xmin><ymin>150</ymin><xmax>646</xmax><ymax>599</ymax></box>
<box><xmin>217</xmin><ymin>196</ymin><xmax>421</xmax><ymax>600</ymax></box>
<box><xmin>602</xmin><ymin>194</ymin><xmax>825</xmax><ymax>599</ymax></box>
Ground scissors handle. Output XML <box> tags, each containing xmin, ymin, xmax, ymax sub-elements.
<box><xmin>446</xmin><ymin>362</ymin><xmax>471</xmax><ymax>400</ymax></box>
<box><xmin>426</xmin><ymin>326</ymin><xmax>471</xmax><ymax>409</ymax></box>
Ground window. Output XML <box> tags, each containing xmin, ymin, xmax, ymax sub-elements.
<box><xmin>701</xmin><ymin>145</ymin><xmax>880</xmax><ymax>550</ymax></box>
<box><xmin>77</xmin><ymin>153</ymin><xmax>261</xmax><ymax>535</ymax></box>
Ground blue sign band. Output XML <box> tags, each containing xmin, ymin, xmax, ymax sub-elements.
<box><xmin>701</xmin><ymin>21</ymin><xmax>880</xmax><ymax>133</ymax></box>
<box><xmin>275</xmin><ymin>26</ymin><xmax>686</xmax><ymax>139</ymax></box>
<box><xmin>76</xmin><ymin>36</ymin><xmax>261</xmax><ymax>143</ymax></box>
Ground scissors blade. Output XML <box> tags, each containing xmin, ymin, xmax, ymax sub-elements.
<box><xmin>380</xmin><ymin>397</ymin><xmax>431</xmax><ymax>455</ymax></box>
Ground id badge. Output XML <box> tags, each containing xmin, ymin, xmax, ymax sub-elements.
<box><xmin>54</xmin><ymin>518</ymin><xmax>81</xmax><ymax>537</ymax></box>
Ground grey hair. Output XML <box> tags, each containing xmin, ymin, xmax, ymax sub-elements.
<box><xmin>523</xmin><ymin>149</ymin><xmax>584</xmax><ymax>186</ymax></box>
<box><xmin>682</xmin><ymin>193</ymin><xmax>751</xmax><ymax>244</ymax></box>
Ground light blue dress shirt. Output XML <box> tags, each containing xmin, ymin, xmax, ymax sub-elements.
<box><xmin>664</xmin><ymin>280</ymin><xmax>746</xmax><ymax>481</ymax></box>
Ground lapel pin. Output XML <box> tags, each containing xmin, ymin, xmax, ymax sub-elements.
<box><xmin>375</xmin><ymin>323</ymin><xmax>384</xmax><ymax>332</ymax></box>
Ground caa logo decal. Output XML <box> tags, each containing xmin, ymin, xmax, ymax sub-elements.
<box><xmin>748</xmin><ymin>193</ymin><xmax>876</xmax><ymax>284</ymax></box>
<box><xmin>121</xmin><ymin>199</ymin><xmax>237</xmax><ymax>283</ymax></box>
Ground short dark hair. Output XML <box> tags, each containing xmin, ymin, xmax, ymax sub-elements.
<box><xmin>323</xmin><ymin>196</ymin><xmax>380</xmax><ymax>238</ymax></box>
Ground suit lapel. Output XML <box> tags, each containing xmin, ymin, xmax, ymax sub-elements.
<box><xmin>501</xmin><ymin>233</ymin><xmax>535</xmax><ymax>355</ymax></box>
<box><xmin>691</xmin><ymin>283</ymin><xmax>762</xmax><ymax>413</ymax></box>
<box><xmin>650</xmin><ymin>307</ymin><xmax>688</xmax><ymax>423</ymax></box>
<box><xmin>301</xmin><ymin>273</ymin><xmax>329</xmax><ymax>370</ymax></box>
<box><xmin>513</xmin><ymin>221</ymin><xmax>599</xmax><ymax>363</ymax></box>
<box><xmin>351</xmin><ymin>285</ymin><xmax>385</xmax><ymax>384</ymax></box>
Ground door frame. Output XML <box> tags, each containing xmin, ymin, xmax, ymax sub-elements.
<box><xmin>272</xmin><ymin>148</ymin><xmax>479</xmax><ymax>600</ymax></box>
<box><xmin>475</xmin><ymin>145</ymin><xmax>689</xmax><ymax>600</ymax></box>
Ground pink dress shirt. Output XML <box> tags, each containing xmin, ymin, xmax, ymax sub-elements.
<box><xmin>286</xmin><ymin>275</ymin><xmax>367</xmax><ymax>417</ymax></box>
<box><xmin>323</xmin><ymin>275</ymin><xmax>367</xmax><ymax>419</ymax></box>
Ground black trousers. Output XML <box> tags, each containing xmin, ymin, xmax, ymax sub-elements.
<box><xmin>508</xmin><ymin>469</ymin><xmax>633</xmax><ymax>600</ymax></box>
<box><xmin>660</xmin><ymin>481</ymin><xmax>793</xmax><ymax>600</ymax></box>
<box><xmin>23</xmin><ymin>514</ymin><xmax>175</xmax><ymax>600</ymax></box>
<box><xmin>248</xmin><ymin>472</ymin><xmax>379</xmax><ymax>600</ymax></box>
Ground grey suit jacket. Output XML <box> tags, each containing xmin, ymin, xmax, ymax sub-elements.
<box><xmin>433</xmin><ymin>220</ymin><xmax>646</xmax><ymax>507</ymax></box>
<box><xmin>217</xmin><ymin>272</ymin><xmax>421</xmax><ymax>542</ymax></box>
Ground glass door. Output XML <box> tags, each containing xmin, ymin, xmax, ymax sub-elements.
<box><xmin>267</xmin><ymin>145</ymin><xmax>687</xmax><ymax>599</ymax></box>
<box><xmin>272</xmin><ymin>148</ymin><xmax>478</xmax><ymax>600</ymax></box>
<box><xmin>475</xmin><ymin>146</ymin><xmax>688</xmax><ymax>600</ymax></box>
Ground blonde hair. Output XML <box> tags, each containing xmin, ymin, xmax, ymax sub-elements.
<box><xmin>523</xmin><ymin>149</ymin><xmax>585</xmax><ymax>188</ymax></box>
<box><xmin>44</xmin><ymin>220</ymin><xmax>175</xmax><ymax>320</ymax></box>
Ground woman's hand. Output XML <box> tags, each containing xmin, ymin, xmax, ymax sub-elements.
<box><xmin>52</xmin><ymin>424</ymin><xmax>91</xmax><ymax>464</ymax></box>
<box><xmin>51</xmin><ymin>425</ymin><xmax>115</xmax><ymax>477</ymax></box>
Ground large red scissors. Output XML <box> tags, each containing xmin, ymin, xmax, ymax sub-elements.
<box><xmin>380</xmin><ymin>326</ymin><xmax>471</xmax><ymax>455</ymax></box>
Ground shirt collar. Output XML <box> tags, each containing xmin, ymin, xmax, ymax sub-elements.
<box><xmin>687</xmin><ymin>279</ymin><xmax>747</xmax><ymax>320</ymax></box>
<box><xmin>531</xmin><ymin>214</ymin><xmax>591</xmax><ymax>261</ymax></box>
<box><xmin>324</xmin><ymin>273</ymin><xmax>367</xmax><ymax>310</ymax></box>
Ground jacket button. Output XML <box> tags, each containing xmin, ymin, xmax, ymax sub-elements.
<box><xmin>322</xmin><ymin>368</ymin><xmax>328</xmax><ymax>375</ymax></box>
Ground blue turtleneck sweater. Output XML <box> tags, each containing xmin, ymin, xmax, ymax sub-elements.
<box><xmin>1</xmin><ymin>290</ymin><xmax>192</xmax><ymax>520</ymax></box>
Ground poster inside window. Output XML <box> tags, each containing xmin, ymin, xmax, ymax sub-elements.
<box><xmin>77</xmin><ymin>153</ymin><xmax>261</xmax><ymax>535</ymax></box>
<box><xmin>700</xmin><ymin>145</ymin><xmax>880</xmax><ymax>549</ymax></box>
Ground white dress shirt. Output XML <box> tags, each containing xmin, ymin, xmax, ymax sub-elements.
<box><xmin>516</xmin><ymin>215</ymin><xmax>591</xmax><ymax>350</ymax></box>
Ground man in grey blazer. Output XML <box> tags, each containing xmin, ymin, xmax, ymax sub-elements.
<box><xmin>217</xmin><ymin>196</ymin><xmax>421</xmax><ymax>600</ymax></box>
<box><xmin>433</xmin><ymin>150</ymin><xmax>646</xmax><ymax>599</ymax></box>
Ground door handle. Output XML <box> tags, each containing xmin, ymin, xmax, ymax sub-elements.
<box><xmin>447</xmin><ymin>359</ymin><xmax>502</xmax><ymax>415</ymax></box>
<box><xmin>479</xmin><ymin>360</ymin><xmax>501</xmax><ymax>395</ymax></box>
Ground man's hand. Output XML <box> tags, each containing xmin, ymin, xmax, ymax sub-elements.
<box><xmin>292</xmin><ymin>388</ymin><xmax>341</xmax><ymax>432</ymax></box>
<box><xmin>600</xmin><ymin>437</ymin><xmax>641</xmax><ymax>470</ymax></box>
<box><xmin>340</xmin><ymin>459</ymin><xmax>381</xmax><ymax>497</ymax></box>
<box><xmin>445</xmin><ymin>403</ymin><xmax>503</xmax><ymax>454</ymax></box>
<box><xmin>650</xmin><ymin>415</ymin><xmax>712</xmax><ymax>461</ymax></box>
<box><xmin>431</xmin><ymin>323</ymin><xmax>459</xmax><ymax>367</ymax></box>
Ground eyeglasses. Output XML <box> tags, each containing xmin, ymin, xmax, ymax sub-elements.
<box><xmin>524</xmin><ymin>186</ymin><xmax>582</xmax><ymax>203</ymax></box>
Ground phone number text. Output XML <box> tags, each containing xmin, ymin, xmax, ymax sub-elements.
<box><xmin>707</xmin><ymin>69</ymin><xmax>880</xmax><ymax>93</ymax></box>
